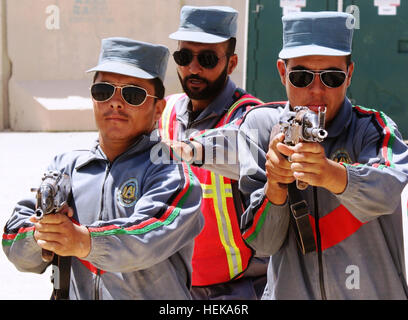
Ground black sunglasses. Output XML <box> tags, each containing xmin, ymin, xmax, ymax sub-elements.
<box><xmin>90</xmin><ymin>82</ymin><xmax>158</xmax><ymax>106</ymax></box>
<box><xmin>288</xmin><ymin>69</ymin><xmax>348</xmax><ymax>88</ymax></box>
<box><xmin>173</xmin><ymin>49</ymin><xmax>225</xmax><ymax>69</ymax></box>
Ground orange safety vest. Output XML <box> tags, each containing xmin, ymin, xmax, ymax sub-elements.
<box><xmin>159</xmin><ymin>90</ymin><xmax>263</xmax><ymax>286</ymax></box>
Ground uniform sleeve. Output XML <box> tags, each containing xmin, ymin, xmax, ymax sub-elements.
<box><xmin>1</xmin><ymin>152</ymin><xmax>73</xmax><ymax>274</ymax></box>
<box><xmin>4</xmin><ymin>168</ymin><xmax>56</xmax><ymax>277</ymax></box>
<box><xmin>82</xmin><ymin>162</ymin><xmax>204</xmax><ymax>273</ymax></box>
<box><xmin>2</xmin><ymin>198</ymin><xmax>50</xmax><ymax>274</ymax></box>
<box><xmin>191</xmin><ymin>122</ymin><xmax>241</xmax><ymax>180</ymax></box>
<box><xmin>190</xmin><ymin>105</ymin><xmax>267</xmax><ymax>180</ymax></box>
<box><xmin>193</xmin><ymin>107</ymin><xmax>291</xmax><ymax>255</ymax></box>
<box><xmin>188</xmin><ymin>99</ymin><xmax>261</xmax><ymax>179</ymax></box>
<box><xmin>336</xmin><ymin>114</ymin><xmax>408</xmax><ymax>222</ymax></box>
<box><xmin>240</xmin><ymin>188</ymin><xmax>290</xmax><ymax>256</ymax></box>
<box><xmin>237</xmin><ymin>109</ymin><xmax>290</xmax><ymax>255</ymax></box>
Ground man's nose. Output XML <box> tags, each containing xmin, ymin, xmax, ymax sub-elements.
<box><xmin>109</xmin><ymin>87</ymin><xmax>124</xmax><ymax>109</ymax></box>
<box><xmin>308</xmin><ymin>73</ymin><xmax>326</xmax><ymax>93</ymax></box>
<box><xmin>188</xmin><ymin>56</ymin><xmax>203</xmax><ymax>74</ymax></box>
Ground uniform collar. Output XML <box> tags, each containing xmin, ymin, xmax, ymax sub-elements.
<box><xmin>75</xmin><ymin>130</ymin><xmax>161</xmax><ymax>169</ymax></box>
<box><xmin>326</xmin><ymin>98</ymin><xmax>352</xmax><ymax>138</ymax></box>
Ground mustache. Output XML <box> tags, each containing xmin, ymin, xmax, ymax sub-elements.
<box><xmin>184</xmin><ymin>74</ymin><xmax>209</xmax><ymax>84</ymax></box>
<box><xmin>103</xmin><ymin>110</ymin><xmax>129</xmax><ymax>118</ymax></box>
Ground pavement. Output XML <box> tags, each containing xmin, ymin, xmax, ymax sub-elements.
<box><xmin>0</xmin><ymin>131</ymin><xmax>98</xmax><ymax>300</ymax></box>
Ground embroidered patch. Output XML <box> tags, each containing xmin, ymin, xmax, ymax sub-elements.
<box><xmin>117</xmin><ymin>178</ymin><xmax>139</xmax><ymax>207</ymax></box>
<box><xmin>330</xmin><ymin>149</ymin><xmax>352</xmax><ymax>164</ymax></box>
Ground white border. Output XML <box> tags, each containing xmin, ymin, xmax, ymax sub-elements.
<box><xmin>401</xmin><ymin>183</ymin><xmax>408</xmax><ymax>284</ymax></box>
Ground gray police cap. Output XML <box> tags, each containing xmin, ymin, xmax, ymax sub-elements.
<box><xmin>169</xmin><ymin>6</ymin><xmax>238</xmax><ymax>44</ymax></box>
<box><xmin>279</xmin><ymin>11</ymin><xmax>354</xmax><ymax>59</ymax></box>
<box><xmin>87</xmin><ymin>37</ymin><xmax>169</xmax><ymax>82</ymax></box>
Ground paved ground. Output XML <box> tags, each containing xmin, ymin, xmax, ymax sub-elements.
<box><xmin>0</xmin><ymin>131</ymin><xmax>98</xmax><ymax>300</ymax></box>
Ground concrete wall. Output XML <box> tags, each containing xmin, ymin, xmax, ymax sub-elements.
<box><xmin>1</xmin><ymin>0</ymin><xmax>247</xmax><ymax>131</ymax></box>
<box><xmin>0</xmin><ymin>0</ymin><xmax>10</xmax><ymax>130</ymax></box>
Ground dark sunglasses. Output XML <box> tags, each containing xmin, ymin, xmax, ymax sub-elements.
<box><xmin>90</xmin><ymin>82</ymin><xmax>157</xmax><ymax>106</ymax></box>
<box><xmin>173</xmin><ymin>49</ymin><xmax>225</xmax><ymax>69</ymax></box>
<box><xmin>288</xmin><ymin>69</ymin><xmax>348</xmax><ymax>88</ymax></box>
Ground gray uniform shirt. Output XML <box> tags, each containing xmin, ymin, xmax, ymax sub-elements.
<box><xmin>2</xmin><ymin>131</ymin><xmax>204</xmax><ymax>300</ymax></box>
<box><xmin>194</xmin><ymin>98</ymin><xmax>408</xmax><ymax>299</ymax></box>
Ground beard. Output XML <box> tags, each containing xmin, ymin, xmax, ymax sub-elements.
<box><xmin>178</xmin><ymin>63</ymin><xmax>229</xmax><ymax>101</ymax></box>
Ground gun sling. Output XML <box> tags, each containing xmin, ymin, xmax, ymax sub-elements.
<box><xmin>51</xmin><ymin>255</ymin><xmax>71</xmax><ymax>300</ymax></box>
<box><xmin>288</xmin><ymin>183</ymin><xmax>316</xmax><ymax>255</ymax></box>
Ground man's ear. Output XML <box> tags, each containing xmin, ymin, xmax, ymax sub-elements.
<box><xmin>227</xmin><ymin>54</ymin><xmax>238</xmax><ymax>75</ymax></box>
<box><xmin>346</xmin><ymin>62</ymin><xmax>354</xmax><ymax>88</ymax></box>
<box><xmin>276</xmin><ymin>59</ymin><xmax>287</xmax><ymax>86</ymax></box>
<box><xmin>154</xmin><ymin>98</ymin><xmax>166</xmax><ymax>121</ymax></box>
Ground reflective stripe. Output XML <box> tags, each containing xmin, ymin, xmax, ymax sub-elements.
<box><xmin>160</xmin><ymin>91</ymin><xmax>257</xmax><ymax>284</ymax></box>
<box><xmin>160</xmin><ymin>94</ymin><xmax>185</xmax><ymax>140</ymax></box>
<box><xmin>353</xmin><ymin>105</ymin><xmax>395</xmax><ymax>168</ymax></box>
<box><xmin>201</xmin><ymin>172</ymin><xmax>243</xmax><ymax>278</ymax></box>
<box><xmin>217</xmin><ymin>96</ymin><xmax>263</xmax><ymax>127</ymax></box>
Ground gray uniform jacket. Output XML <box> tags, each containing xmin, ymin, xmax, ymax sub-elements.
<box><xmin>2</xmin><ymin>131</ymin><xmax>204</xmax><ymax>300</ymax></box>
<box><xmin>194</xmin><ymin>98</ymin><xmax>408</xmax><ymax>299</ymax></box>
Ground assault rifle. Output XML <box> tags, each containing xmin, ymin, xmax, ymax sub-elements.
<box><xmin>31</xmin><ymin>170</ymin><xmax>71</xmax><ymax>262</ymax></box>
<box><xmin>31</xmin><ymin>170</ymin><xmax>72</xmax><ymax>299</ymax></box>
<box><xmin>280</xmin><ymin>106</ymin><xmax>328</xmax><ymax>190</ymax></box>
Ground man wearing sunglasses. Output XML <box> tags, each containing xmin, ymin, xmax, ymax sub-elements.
<box><xmin>3</xmin><ymin>37</ymin><xmax>204</xmax><ymax>300</ymax></box>
<box><xmin>159</xmin><ymin>5</ymin><xmax>268</xmax><ymax>300</ymax></box>
<box><xmin>186</xmin><ymin>11</ymin><xmax>408</xmax><ymax>299</ymax></box>
<box><xmin>234</xmin><ymin>11</ymin><xmax>408</xmax><ymax>299</ymax></box>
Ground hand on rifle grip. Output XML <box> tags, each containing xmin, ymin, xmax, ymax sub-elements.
<box><xmin>42</xmin><ymin>249</ymin><xmax>54</xmax><ymax>262</ymax></box>
<box><xmin>296</xmin><ymin>179</ymin><xmax>308</xmax><ymax>190</ymax></box>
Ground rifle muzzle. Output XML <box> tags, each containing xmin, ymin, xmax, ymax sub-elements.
<box><xmin>35</xmin><ymin>208</ymin><xmax>44</xmax><ymax>220</ymax></box>
<box><xmin>306</xmin><ymin>128</ymin><xmax>328</xmax><ymax>142</ymax></box>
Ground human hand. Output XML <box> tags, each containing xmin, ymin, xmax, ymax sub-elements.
<box><xmin>29</xmin><ymin>206</ymin><xmax>91</xmax><ymax>259</ymax></box>
<box><xmin>264</xmin><ymin>132</ymin><xmax>294</xmax><ymax>205</ymax></box>
<box><xmin>288</xmin><ymin>141</ymin><xmax>347</xmax><ymax>194</ymax></box>
<box><xmin>161</xmin><ymin>138</ymin><xmax>202</xmax><ymax>164</ymax></box>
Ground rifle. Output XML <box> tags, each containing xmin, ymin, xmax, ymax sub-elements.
<box><xmin>31</xmin><ymin>170</ymin><xmax>72</xmax><ymax>300</ymax></box>
<box><xmin>279</xmin><ymin>106</ymin><xmax>328</xmax><ymax>190</ymax></box>
<box><xmin>31</xmin><ymin>170</ymin><xmax>71</xmax><ymax>262</ymax></box>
